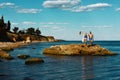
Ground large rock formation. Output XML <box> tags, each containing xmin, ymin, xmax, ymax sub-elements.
<box><xmin>47</xmin><ymin>36</ymin><xmax>55</xmax><ymax>42</ymax></box>
<box><xmin>43</xmin><ymin>44</ymin><xmax>116</xmax><ymax>56</ymax></box>
<box><xmin>40</xmin><ymin>36</ymin><xmax>56</xmax><ymax>42</ymax></box>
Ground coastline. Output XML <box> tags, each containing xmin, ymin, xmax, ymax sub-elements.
<box><xmin>0</xmin><ymin>41</ymin><xmax>41</xmax><ymax>60</ymax></box>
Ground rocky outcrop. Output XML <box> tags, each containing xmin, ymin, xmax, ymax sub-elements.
<box><xmin>47</xmin><ymin>36</ymin><xmax>55</xmax><ymax>42</ymax></box>
<box><xmin>43</xmin><ymin>44</ymin><xmax>116</xmax><ymax>56</ymax></box>
<box><xmin>17</xmin><ymin>54</ymin><xmax>30</xmax><ymax>59</ymax></box>
<box><xmin>40</xmin><ymin>36</ymin><xmax>56</xmax><ymax>42</ymax></box>
<box><xmin>25</xmin><ymin>58</ymin><xmax>44</xmax><ymax>65</ymax></box>
<box><xmin>0</xmin><ymin>50</ymin><xmax>14</xmax><ymax>60</ymax></box>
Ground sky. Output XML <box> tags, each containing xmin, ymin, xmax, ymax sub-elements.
<box><xmin>0</xmin><ymin>0</ymin><xmax>120</xmax><ymax>40</ymax></box>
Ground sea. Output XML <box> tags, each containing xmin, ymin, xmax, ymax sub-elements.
<box><xmin>0</xmin><ymin>41</ymin><xmax>120</xmax><ymax>80</ymax></box>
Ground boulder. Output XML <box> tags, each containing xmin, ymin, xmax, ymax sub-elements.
<box><xmin>1</xmin><ymin>48</ymin><xmax>14</xmax><ymax>52</ymax></box>
<box><xmin>25</xmin><ymin>58</ymin><xmax>44</xmax><ymax>65</ymax></box>
<box><xmin>43</xmin><ymin>44</ymin><xmax>116</xmax><ymax>56</ymax></box>
<box><xmin>17</xmin><ymin>54</ymin><xmax>30</xmax><ymax>59</ymax></box>
<box><xmin>0</xmin><ymin>51</ymin><xmax>14</xmax><ymax>60</ymax></box>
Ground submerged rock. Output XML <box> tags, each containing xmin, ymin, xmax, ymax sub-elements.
<box><xmin>0</xmin><ymin>74</ymin><xmax>8</xmax><ymax>76</ymax></box>
<box><xmin>18</xmin><ymin>54</ymin><xmax>30</xmax><ymax>59</ymax></box>
<box><xmin>0</xmin><ymin>59</ymin><xmax>2</xmax><ymax>62</ymax></box>
<box><xmin>25</xmin><ymin>58</ymin><xmax>44</xmax><ymax>65</ymax></box>
<box><xmin>43</xmin><ymin>44</ymin><xmax>116</xmax><ymax>56</ymax></box>
<box><xmin>23</xmin><ymin>77</ymin><xmax>33</xmax><ymax>80</ymax></box>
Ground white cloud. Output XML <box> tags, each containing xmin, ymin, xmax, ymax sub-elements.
<box><xmin>0</xmin><ymin>2</ymin><xmax>15</xmax><ymax>8</ymax></box>
<box><xmin>72</xmin><ymin>3</ymin><xmax>111</xmax><ymax>12</ymax></box>
<box><xmin>81</xmin><ymin>25</ymin><xmax>112</xmax><ymax>28</ymax></box>
<box><xmin>43</xmin><ymin>1</ymin><xmax>111</xmax><ymax>12</ymax></box>
<box><xmin>41</xmin><ymin>25</ymin><xmax>51</xmax><ymax>28</ymax></box>
<box><xmin>43</xmin><ymin>0</ymin><xmax>81</xmax><ymax>10</ymax></box>
<box><xmin>11</xmin><ymin>22</ymin><xmax>19</xmax><ymax>26</ymax></box>
<box><xmin>40</xmin><ymin>22</ymin><xmax>69</xmax><ymax>25</ymax></box>
<box><xmin>17</xmin><ymin>8</ymin><xmax>42</xmax><ymax>14</ymax></box>
<box><xmin>22</xmin><ymin>21</ymin><xmax>37</xmax><ymax>25</ymax></box>
<box><xmin>116</xmin><ymin>8</ymin><xmax>120</xmax><ymax>11</ymax></box>
<box><xmin>41</xmin><ymin>24</ymin><xmax>65</xmax><ymax>30</ymax></box>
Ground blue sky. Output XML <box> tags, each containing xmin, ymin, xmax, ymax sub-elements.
<box><xmin>0</xmin><ymin>0</ymin><xmax>120</xmax><ymax>40</ymax></box>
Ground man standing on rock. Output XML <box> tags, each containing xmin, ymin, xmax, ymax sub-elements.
<box><xmin>88</xmin><ymin>31</ymin><xmax>94</xmax><ymax>45</ymax></box>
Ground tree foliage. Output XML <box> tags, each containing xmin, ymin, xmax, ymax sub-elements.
<box><xmin>35</xmin><ymin>28</ymin><xmax>41</xmax><ymax>36</ymax></box>
<box><xmin>18</xmin><ymin>30</ymin><xmax>25</xmax><ymax>34</ymax></box>
<box><xmin>26</xmin><ymin>27</ymin><xmax>35</xmax><ymax>35</ymax></box>
<box><xmin>6</xmin><ymin>20</ymin><xmax>11</xmax><ymax>31</ymax></box>
<box><xmin>13</xmin><ymin>27</ymin><xmax>19</xmax><ymax>33</ymax></box>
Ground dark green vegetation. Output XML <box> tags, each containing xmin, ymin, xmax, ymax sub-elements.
<box><xmin>0</xmin><ymin>16</ymin><xmax>55</xmax><ymax>42</ymax></box>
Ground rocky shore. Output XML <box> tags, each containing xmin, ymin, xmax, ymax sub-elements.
<box><xmin>43</xmin><ymin>44</ymin><xmax>117</xmax><ymax>56</ymax></box>
<box><xmin>0</xmin><ymin>41</ymin><xmax>44</xmax><ymax>64</ymax></box>
<box><xmin>0</xmin><ymin>42</ymin><xmax>29</xmax><ymax>60</ymax></box>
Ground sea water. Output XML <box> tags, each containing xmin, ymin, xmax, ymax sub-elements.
<box><xmin>0</xmin><ymin>41</ymin><xmax>120</xmax><ymax>80</ymax></box>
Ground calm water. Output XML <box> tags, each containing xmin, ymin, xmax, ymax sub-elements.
<box><xmin>0</xmin><ymin>41</ymin><xmax>120</xmax><ymax>80</ymax></box>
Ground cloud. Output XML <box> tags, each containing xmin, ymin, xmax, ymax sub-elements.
<box><xmin>0</xmin><ymin>2</ymin><xmax>15</xmax><ymax>8</ymax></box>
<box><xmin>116</xmin><ymin>8</ymin><xmax>120</xmax><ymax>11</ymax></box>
<box><xmin>81</xmin><ymin>25</ymin><xmax>112</xmax><ymax>28</ymax></box>
<box><xmin>22</xmin><ymin>21</ymin><xmax>37</xmax><ymax>25</ymax></box>
<box><xmin>11</xmin><ymin>22</ymin><xmax>19</xmax><ymax>26</ymax></box>
<box><xmin>72</xmin><ymin>3</ymin><xmax>111</xmax><ymax>12</ymax></box>
<box><xmin>43</xmin><ymin>1</ymin><xmax>111</xmax><ymax>12</ymax></box>
<box><xmin>43</xmin><ymin>0</ymin><xmax>81</xmax><ymax>10</ymax></box>
<box><xmin>17</xmin><ymin>8</ymin><xmax>42</xmax><ymax>14</ymax></box>
<box><xmin>40</xmin><ymin>22</ymin><xmax>69</xmax><ymax>25</ymax></box>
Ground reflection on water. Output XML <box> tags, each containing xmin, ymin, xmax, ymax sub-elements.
<box><xmin>81</xmin><ymin>56</ymin><xmax>95</xmax><ymax>80</ymax></box>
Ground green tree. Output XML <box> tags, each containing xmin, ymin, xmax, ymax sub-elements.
<box><xmin>26</xmin><ymin>27</ymin><xmax>35</xmax><ymax>35</ymax></box>
<box><xmin>6</xmin><ymin>20</ymin><xmax>11</xmax><ymax>31</ymax></box>
<box><xmin>18</xmin><ymin>30</ymin><xmax>25</xmax><ymax>34</ymax></box>
<box><xmin>13</xmin><ymin>27</ymin><xmax>19</xmax><ymax>33</ymax></box>
<box><xmin>35</xmin><ymin>28</ymin><xmax>41</xmax><ymax>36</ymax></box>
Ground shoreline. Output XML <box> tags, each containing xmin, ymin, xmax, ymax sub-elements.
<box><xmin>0</xmin><ymin>41</ymin><xmax>41</xmax><ymax>60</ymax></box>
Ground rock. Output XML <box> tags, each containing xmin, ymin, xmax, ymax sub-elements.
<box><xmin>0</xmin><ymin>59</ymin><xmax>2</xmax><ymax>62</ymax></box>
<box><xmin>1</xmin><ymin>48</ymin><xmax>14</xmax><ymax>52</ymax></box>
<box><xmin>25</xmin><ymin>58</ymin><xmax>44</xmax><ymax>65</ymax></box>
<box><xmin>0</xmin><ymin>74</ymin><xmax>8</xmax><ymax>76</ymax></box>
<box><xmin>32</xmin><ymin>48</ymin><xmax>36</xmax><ymax>49</ymax></box>
<box><xmin>47</xmin><ymin>36</ymin><xmax>55</xmax><ymax>42</ymax></box>
<box><xmin>43</xmin><ymin>44</ymin><xmax>116</xmax><ymax>56</ymax></box>
<box><xmin>18</xmin><ymin>54</ymin><xmax>30</xmax><ymax>59</ymax></box>
<box><xmin>0</xmin><ymin>51</ymin><xmax>14</xmax><ymax>60</ymax></box>
<box><xmin>26</xmin><ymin>36</ymin><xmax>31</xmax><ymax>43</ymax></box>
<box><xmin>23</xmin><ymin>77</ymin><xmax>33</xmax><ymax>80</ymax></box>
<box><xmin>39</xmin><ymin>36</ymin><xmax>56</xmax><ymax>42</ymax></box>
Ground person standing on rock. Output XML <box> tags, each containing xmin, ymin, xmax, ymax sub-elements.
<box><xmin>88</xmin><ymin>31</ymin><xmax>94</xmax><ymax>45</ymax></box>
<box><xmin>79</xmin><ymin>31</ymin><xmax>88</xmax><ymax>45</ymax></box>
<box><xmin>83</xmin><ymin>33</ymin><xmax>88</xmax><ymax>45</ymax></box>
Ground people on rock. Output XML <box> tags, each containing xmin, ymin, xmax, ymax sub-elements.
<box><xmin>88</xmin><ymin>31</ymin><xmax>94</xmax><ymax>45</ymax></box>
<box><xmin>79</xmin><ymin>31</ymin><xmax>94</xmax><ymax>46</ymax></box>
<box><xmin>83</xmin><ymin>33</ymin><xmax>88</xmax><ymax>45</ymax></box>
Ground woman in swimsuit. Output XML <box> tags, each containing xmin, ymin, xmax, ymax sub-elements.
<box><xmin>83</xmin><ymin>33</ymin><xmax>88</xmax><ymax>45</ymax></box>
